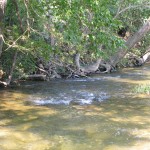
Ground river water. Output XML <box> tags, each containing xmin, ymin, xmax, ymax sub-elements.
<box><xmin>0</xmin><ymin>65</ymin><xmax>150</xmax><ymax>150</ymax></box>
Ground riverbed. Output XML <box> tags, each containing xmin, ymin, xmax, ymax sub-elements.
<box><xmin>0</xmin><ymin>65</ymin><xmax>150</xmax><ymax>150</ymax></box>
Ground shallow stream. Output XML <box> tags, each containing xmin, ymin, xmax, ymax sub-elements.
<box><xmin>0</xmin><ymin>65</ymin><xmax>150</xmax><ymax>150</ymax></box>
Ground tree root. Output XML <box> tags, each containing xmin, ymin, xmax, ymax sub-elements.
<box><xmin>75</xmin><ymin>53</ymin><xmax>101</xmax><ymax>74</ymax></box>
<box><xmin>99</xmin><ymin>62</ymin><xmax>112</xmax><ymax>73</ymax></box>
<box><xmin>0</xmin><ymin>81</ymin><xmax>7</xmax><ymax>87</ymax></box>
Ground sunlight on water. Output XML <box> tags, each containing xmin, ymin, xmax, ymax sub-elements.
<box><xmin>32</xmin><ymin>91</ymin><xmax>110</xmax><ymax>105</ymax></box>
<box><xmin>0</xmin><ymin>65</ymin><xmax>150</xmax><ymax>150</ymax></box>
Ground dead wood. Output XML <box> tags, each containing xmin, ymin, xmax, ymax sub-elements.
<box><xmin>25</xmin><ymin>74</ymin><xmax>47</xmax><ymax>81</ymax></box>
<box><xmin>75</xmin><ymin>53</ymin><xmax>102</xmax><ymax>74</ymax></box>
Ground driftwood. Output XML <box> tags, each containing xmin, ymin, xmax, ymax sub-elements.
<box><xmin>75</xmin><ymin>53</ymin><xmax>102</xmax><ymax>74</ymax></box>
<box><xmin>127</xmin><ymin>50</ymin><xmax>150</xmax><ymax>67</ymax></box>
<box><xmin>75</xmin><ymin>53</ymin><xmax>115</xmax><ymax>74</ymax></box>
<box><xmin>125</xmin><ymin>45</ymin><xmax>150</xmax><ymax>67</ymax></box>
<box><xmin>50</xmin><ymin>70</ymin><xmax>61</xmax><ymax>79</ymax></box>
<box><xmin>0</xmin><ymin>80</ymin><xmax>7</xmax><ymax>87</ymax></box>
<box><xmin>99</xmin><ymin>62</ymin><xmax>112</xmax><ymax>73</ymax></box>
<box><xmin>142</xmin><ymin>50</ymin><xmax>150</xmax><ymax>63</ymax></box>
<box><xmin>25</xmin><ymin>74</ymin><xmax>47</xmax><ymax>81</ymax></box>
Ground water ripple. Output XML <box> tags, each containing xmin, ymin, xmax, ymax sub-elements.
<box><xmin>31</xmin><ymin>91</ymin><xmax>110</xmax><ymax>106</ymax></box>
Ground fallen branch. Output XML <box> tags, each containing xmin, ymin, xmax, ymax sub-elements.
<box><xmin>25</xmin><ymin>74</ymin><xmax>47</xmax><ymax>81</ymax></box>
<box><xmin>0</xmin><ymin>80</ymin><xmax>7</xmax><ymax>87</ymax></box>
<box><xmin>75</xmin><ymin>53</ymin><xmax>101</xmax><ymax>74</ymax></box>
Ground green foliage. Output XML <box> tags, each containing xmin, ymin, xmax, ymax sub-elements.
<box><xmin>134</xmin><ymin>84</ymin><xmax>150</xmax><ymax>95</ymax></box>
<box><xmin>1</xmin><ymin>0</ymin><xmax>150</xmax><ymax>78</ymax></box>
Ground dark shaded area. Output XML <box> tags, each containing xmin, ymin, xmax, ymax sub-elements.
<box><xmin>118</xmin><ymin>26</ymin><xmax>129</xmax><ymax>37</ymax></box>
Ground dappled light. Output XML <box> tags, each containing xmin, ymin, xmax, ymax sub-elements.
<box><xmin>0</xmin><ymin>1</ymin><xmax>150</xmax><ymax>148</ymax></box>
<box><xmin>0</xmin><ymin>65</ymin><xmax>150</xmax><ymax>150</ymax></box>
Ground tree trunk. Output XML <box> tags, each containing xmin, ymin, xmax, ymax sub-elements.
<box><xmin>5</xmin><ymin>0</ymin><xmax>25</xmax><ymax>85</ymax></box>
<box><xmin>0</xmin><ymin>28</ymin><xmax>3</xmax><ymax>57</ymax></box>
<box><xmin>4</xmin><ymin>0</ymin><xmax>24</xmax><ymax>85</ymax></box>
<box><xmin>6</xmin><ymin>51</ymin><xmax>17</xmax><ymax>85</ymax></box>
<box><xmin>109</xmin><ymin>17</ymin><xmax>150</xmax><ymax>67</ymax></box>
<box><xmin>0</xmin><ymin>0</ymin><xmax>7</xmax><ymax>87</ymax></box>
<box><xmin>75</xmin><ymin>53</ymin><xmax>101</xmax><ymax>74</ymax></box>
<box><xmin>0</xmin><ymin>0</ymin><xmax>7</xmax><ymax>57</ymax></box>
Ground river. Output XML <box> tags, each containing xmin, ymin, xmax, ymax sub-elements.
<box><xmin>0</xmin><ymin>65</ymin><xmax>150</xmax><ymax>150</ymax></box>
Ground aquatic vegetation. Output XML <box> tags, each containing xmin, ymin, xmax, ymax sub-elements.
<box><xmin>134</xmin><ymin>84</ymin><xmax>150</xmax><ymax>94</ymax></box>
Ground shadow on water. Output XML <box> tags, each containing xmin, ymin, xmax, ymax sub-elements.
<box><xmin>0</xmin><ymin>64</ymin><xmax>150</xmax><ymax>150</ymax></box>
<box><xmin>0</xmin><ymin>96</ymin><xmax>150</xmax><ymax>150</ymax></box>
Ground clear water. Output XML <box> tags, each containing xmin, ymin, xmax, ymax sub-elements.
<box><xmin>0</xmin><ymin>65</ymin><xmax>150</xmax><ymax>150</ymax></box>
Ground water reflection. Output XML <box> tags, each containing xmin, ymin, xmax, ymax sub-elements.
<box><xmin>0</xmin><ymin>65</ymin><xmax>150</xmax><ymax>150</ymax></box>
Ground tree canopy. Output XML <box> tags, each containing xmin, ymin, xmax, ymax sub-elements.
<box><xmin>0</xmin><ymin>0</ymin><xmax>150</xmax><ymax>84</ymax></box>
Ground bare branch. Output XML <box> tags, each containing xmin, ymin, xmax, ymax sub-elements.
<box><xmin>24</xmin><ymin>0</ymin><xmax>30</xmax><ymax>34</ymax></box>
<box><xmin>114</xmin><ymin>3</ymin><xmax>150</xmax><ymax>18</ymax></box>
<box><xmin>4</xmin><ymin>30</ymin><xmax>28</xmax><ymax>51</ymax></box>
<box><xmin>115</xmin><ymin>0</ymin><xmax>125</xmax><ymax>18</ymax></box>
<box><xmin>13</xmin><ymin>0</ymin><xmax>24</xmax><ymax>33</ymax></box>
